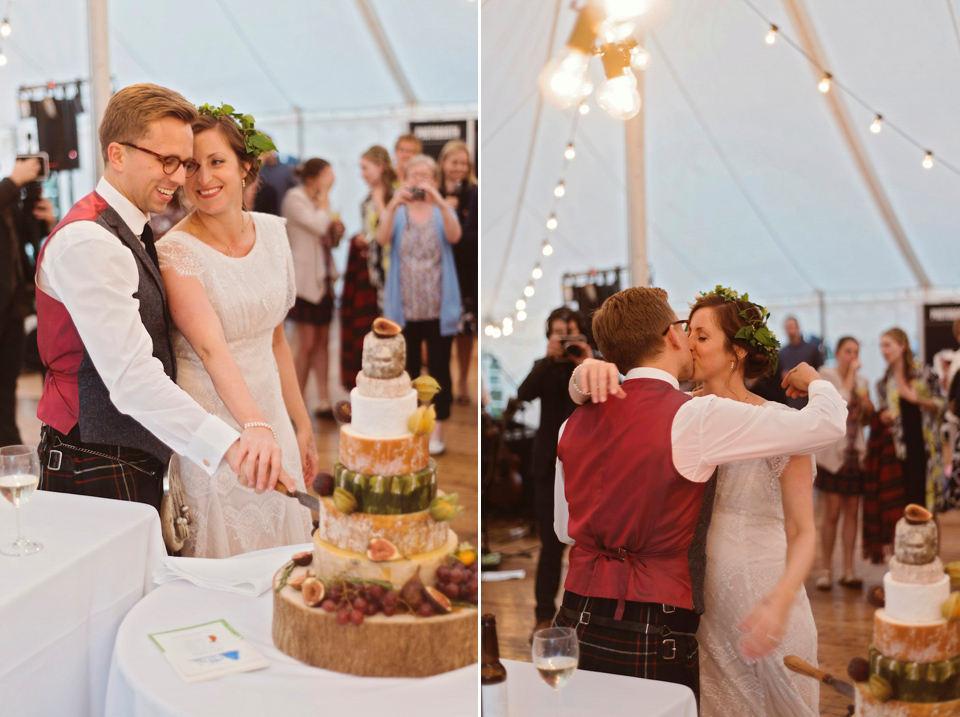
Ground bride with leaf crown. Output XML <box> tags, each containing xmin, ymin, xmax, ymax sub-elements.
<box><xmin>155</xmin><ymin>104</ymin><xmax>316</xmax><ymax>558</ymax></box>
<box><xmin>686</xmin><ymin>288</ymin><xmax>818</xmax><ymax>716</ymax></box>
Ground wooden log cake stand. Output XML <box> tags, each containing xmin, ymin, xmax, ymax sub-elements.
<box><xmin>272</xmin><ymin>566</ymin><xmax>478</xmax><ymax>677</ymax></box>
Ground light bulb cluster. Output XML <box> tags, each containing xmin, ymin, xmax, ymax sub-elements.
<box><xmin>757</xmin><ymin>17</ymin><xmax>955</xmax><ymax>174</ymax></box>
<box><xmin>487</xmin><ymin>112</ymin><xmax>583</xmax><ymax>339</ymax></box>
<box><xmin>0</xmin><ymin>8</ymin><xmax>11</xmax><ymax>68</ymax></box>
<box><xmin>539</xmin><ymin>2</ymin><xmax>651</xmax><ymax>121</ymax></box>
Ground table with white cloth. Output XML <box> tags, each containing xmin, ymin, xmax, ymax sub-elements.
<box><xmin>0</xmin><ymin>490</ymin><xmax>167</xmax><ymax>717</ymax></box>
<box><xmin>501</xmin><ymin>658</ymin><xmax>698</xmax><ymax>717</ymax></box>
<box><xmin>105</xmin><ymin>543</ymin><xmax>478</xmax><ymax>717</ymax></box>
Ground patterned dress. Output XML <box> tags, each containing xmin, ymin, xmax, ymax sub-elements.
<box><xmin>157</xmin><ymin>213</ymin><xmax>311</xmax><ymax>558</ymax></box>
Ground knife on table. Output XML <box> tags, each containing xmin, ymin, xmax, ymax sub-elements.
<box><xmin>274</xmin><ymin>482</ymin><xmax>321</xmax><ymax>512</ymax></box>
<box><xmin>783</xmin><ymin>655</ymin><xmax>855</xmax><ymax>699</ymax></box>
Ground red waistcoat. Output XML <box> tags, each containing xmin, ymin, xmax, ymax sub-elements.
<box><xmin>558</xmin><ymin>378</ymin><xmax>709</xmax><ymax>614</ymax></box>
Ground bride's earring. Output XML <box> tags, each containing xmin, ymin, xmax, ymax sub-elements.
<box><xmin>242</xmin><ymin>178</ymin><xmax>247</xmax><ymax>189</ymax></box>
<box><xmin>730</xmin><ymin>360</ymin><xmax>735</xmax><ymax>369</ymax></box>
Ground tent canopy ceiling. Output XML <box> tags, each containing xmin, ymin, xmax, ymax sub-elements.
<box><xmin>481</xmin><ymin>0</ymin><xmax>960</xmax><ymax>333</ymax></box>
<box><xmin>1</xmin><ymin>0</ymin><xmax>478</xmax><ymax>121</ymax></box>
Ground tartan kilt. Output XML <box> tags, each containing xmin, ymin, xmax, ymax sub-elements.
<box><xmin>38</xmin><ymin>425</ymin><xmax>166</xmax><ymax>511</ymax></box>
<box><xmin>554</xmin><ymin>591</ymin><xmax>700</xmax><ymax>704</ymax></box>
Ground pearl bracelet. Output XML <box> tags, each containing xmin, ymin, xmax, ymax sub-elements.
<box><xmin>242</xmin><ymin>421</ymin><xmax>277</xmax><ymax>441</ymax></box>
<box><xmin>571</xmin><ymin>364</ymin><xmax>591</xmax><ymax>399</ymax></box>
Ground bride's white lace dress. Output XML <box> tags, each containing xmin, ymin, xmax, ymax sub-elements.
<box><xmin>699</xmin><ymin>403</ymin><xmax>819</xmax><ymax>716</ymax></box>
<box><xmin>157</xmin><ymin>212</ymin><xmax>311</xmax><ymax>558</ymax></box>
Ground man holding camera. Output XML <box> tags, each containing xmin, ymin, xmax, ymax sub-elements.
<box><xmin>0</xmin><ymin>157</ymin><xmax>56</xmax><ymax>445</ymax></box>
<box><xmin>515</xmin><ymin>307</ymin><xmax>593</xmax><ymax>639</ymax></box>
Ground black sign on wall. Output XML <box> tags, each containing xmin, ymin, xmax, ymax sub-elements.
<box><xmin>923</xmin><ymin>303</ymin><xmax>960</xmax><ymax>364</ymax></box>
<box><xmin>409</xmin><ymin>121</ymin><xmax>468</xmax><ymax>161</ymax></box>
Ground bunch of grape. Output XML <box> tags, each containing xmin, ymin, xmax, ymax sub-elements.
<box><xmin>319</xmin><ymin>581</ymin><xmax>401</xmax><ymax>626</ymax></box>
<box><xmin>435</xmin><ymin>558</ymin><xmax>479</xmax><ymax>604</ymax></box>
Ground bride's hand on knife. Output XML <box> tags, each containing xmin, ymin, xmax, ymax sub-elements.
<box><xmin>297</xmin><ymin>428</ymin><xmax>319</xmax><ymax>483</ymax></box>
<box><xmin>737</xmin><ymin>596</ymin><xmax>788</xmax><ymax>661</ymax></box>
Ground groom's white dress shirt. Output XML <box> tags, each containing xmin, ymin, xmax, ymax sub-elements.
<box><xmin>554</xmin><ymin>366</ymin><xmax>847</xmax><ymax>543</ymax></box>
<box><xmin>36</xmin><ymin>177</ymin><xmax>239</xmax><ymax>474</ymax></box>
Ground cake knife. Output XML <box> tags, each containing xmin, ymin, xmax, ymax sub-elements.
<box><xmin>783</xmin><ymin>655</ymin><xmax>855</xmax><ymax>699</ymax></box>
<box><xmin>274</xmin><ymin>482</ymin><xmax>321</xmax><ymax>512</ymax></box>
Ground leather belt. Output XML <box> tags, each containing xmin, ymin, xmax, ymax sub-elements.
<box><xmin>558</xmin><ymin>606</ymin><xmax>696</xmax><ymax>638</ymax></box>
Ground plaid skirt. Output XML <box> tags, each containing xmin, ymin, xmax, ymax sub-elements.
<box><xmin>814</xmin><ymin>465</ymin><xmax>865</xmax><ymax>495</ymax></box>
<box><xmin>288</xmin><ymin>294</ymin><xmax>334</xmax><ymax>326</ymax></box>
<box><xmin>554</xmin><ymin>590</ymin><xmax>700</xmax><ymax>705</ymax></box>
<box><xmin>38</xmin><ymin>425</ymin><xmax>166</xmax><ymax>511</ymax></box>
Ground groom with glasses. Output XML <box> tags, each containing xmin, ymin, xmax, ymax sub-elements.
<box><xmin>34</xmin><ymin>84</ymin><xmax>265</xmax><ymax>512</ymax></box>
<box><xmin>551</xmin><ymin>286</ymin><xmax>846</xmax><ymax>705</ymax></box>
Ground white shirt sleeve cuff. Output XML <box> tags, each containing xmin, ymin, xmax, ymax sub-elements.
<box><xmin>183</xmin><ymin>415</ymin><xmax>240</xmax><ymax>476</ymax></box>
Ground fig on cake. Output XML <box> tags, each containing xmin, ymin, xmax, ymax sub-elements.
<box><xmin>302</xmin><ymin>578</ymin><xmax>325</xmax><ymax>607</ymax></box>
<box><xmin>366</xmin><ymin>537</ymin><xmax>403</xmax><ymax>562</ymax></box>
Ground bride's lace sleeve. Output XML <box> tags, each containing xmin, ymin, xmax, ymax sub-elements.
<box><xmin>156</xmin><ymin>238</ymin><xmax>204</xmax><ymax>278</ymax></box>
<box><xmin>281</xmin><ymin>231</ymin><xmax>297</xmax><ymax>313</ymax></box>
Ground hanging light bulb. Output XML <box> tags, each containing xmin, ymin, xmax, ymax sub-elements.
<box><xmin>546</xmin><ymin>214</ymin><xmax>558</xmax><ymax>231</ymax></box>
<box><xmin>491</xmin><ymin>327</ymin><xmax>502</xmax><ymax>338</ymax></box>
<box><xmin>818</xmin><ymin>73</ymin><xmax>832</xmax><ymax>94</ymax></box>
<box><xmin>630</xmin><ymin>44</ymin><xmax>651</xmax><ymax>72</ymax></box>
<box><xmin>0</xmin><ymin>50</ymin><xmax>7</xmax><ymax>67</ymax></box>
<box><xmin>484</xmin><ymin>324</ymin><xmax>495</xmax><ymax>337</ymax></box>
<box><xmin>554</xmin><ymin>181</ymin><xmax>565</xmax><ymax>198</ymax></box>
<box><xmin>517</xmin><ymin>310</ymin><xmax>527</xmax><ymax>321</ymax></box>
<box><xmin>524</xmin><ymin>283</ymin><xmax>535</xmax><ymax>297</ymax></box>
<box><xmin>765</xmin><ymin>25</ymin><xmax>778</xmax><ymax>45</ymax></box>
<box><xmin>0</xmin><ymin>19</ymin><xmax>10</xmax><ymax>38</ymax></box>
<box><xmin>602</xmin><ymin>0</ymin><xmax>654</xmax><ymax>23</ymax></box>
<box><xmin>579</xmin><ymin>101</ymin><xmax>590</xmax><ymax>115</ymax></box>
<box><xmin>565</xmin><ymin>143</ymin><xmax>576</xmax><ymax>160</ymax></box>
<box><xmin>516</xmin><ymin>299</ymin><xmax>526</xmax><ymax>311</ymax></box>
<box><xmin>870</xmin><ymin>115</ymin><xmax>882</xmax><ymax>134</ymax></box>
<box><xmin>542</xmin><ymin>239</ymin><xmax>554</xmax><ymax>256</ymax></box>
<box><xmin>503</xmin><ymin>316</ymin><xmax>513</xmax><ymax>326</ymax></box>
<box><xmin>538</xmin><ymin>5</ymin><xmax>601</xmax><ymax>109</ymax></box>
<box><xmin>596</xmin><ymin>44</ymin><xmax>641</xmax><ymax>120</ymax></box>
<box><xmin>502</xmin><ymin>324</ymin><xmax>514</xmax><ymax>336</ymax></box>
<box><xmin>532</xmin><ymin>264</ymin><xmax>543</xmax><ymax>279</ymax></box>
<box><xmin>923</xmin><ymin>151</ymin><xmax>934</xmax><ymax>169</ymax></box>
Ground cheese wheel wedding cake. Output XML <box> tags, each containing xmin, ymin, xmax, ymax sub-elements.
<box><xmin>272</xmin><ymin>319</ymin><xmax>478</xmax><ymax>677</ymax></box>
<box><xmin>855</xmin><ymin>505</ymin><xmax>960</xmax><ymax>715</ymax></box>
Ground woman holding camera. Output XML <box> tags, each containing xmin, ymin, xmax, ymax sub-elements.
<box><xmin>282</xmin><ymin>158</ymin><xmax>343</xmax><ymax>417</ymax></box>
<box><xmin>377</xmin><ymin>154</ymin><xmax>461</xmax><ymax>455</ymax></box>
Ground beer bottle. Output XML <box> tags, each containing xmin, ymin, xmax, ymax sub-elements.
<box><xmin>481</xmin><ymin>613</ymin><xmax>508</xmax><ymax>717</ymax></box>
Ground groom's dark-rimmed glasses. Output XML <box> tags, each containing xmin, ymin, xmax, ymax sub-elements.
<box><xmin>120</xmin><ymin>142</ymin><xmax>200</xmax><ymax>177</ymax></box>
<box><xmin>662</xmin><ymin>319</ymin><xmax>689</xmax><ymax>335</ymax></box>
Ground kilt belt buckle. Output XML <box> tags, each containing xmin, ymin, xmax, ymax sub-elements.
<box><xmin>47</xmin><ymin>450</ymin><xmax>63</xmax><ymax>471</ymax></box>
<box><xmin>661</xmin><ymin>638</ymin><xmax>677</xmax><ymax>660</ymax></box>
<box><xmin>579</xmin><ymin>611</ymin><xmax>591</xmax><ymax>625</ymax></box>
<box><xmin>617</xmin><ymin>547</ymin><xmax>627</xmax><ymax>561</ymax></box>
<box><xmin>662</xmin><ymin>604</ymin><xmax>675</xmax><ymax>613</ymax></box>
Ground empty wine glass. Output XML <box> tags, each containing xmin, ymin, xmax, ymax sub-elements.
<box><xmin>0</xmin><ymin>445</ymin><xmax>42</xmax><ymax>556</ymax></box>
<box><xmin>532</xmin><ymin>626</ymin><xmax>579</xmax><ymax>715</ymax></box>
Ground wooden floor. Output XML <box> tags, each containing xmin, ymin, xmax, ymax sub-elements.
<box><xmin>481</xmin><ymin>505</ymin><xmax>960</xmax><ymax>716</ymax></box>
<box><xmin>14</xmin><ymin>325</ymin><xmax>478</xmax><ymax>548</ymax></box>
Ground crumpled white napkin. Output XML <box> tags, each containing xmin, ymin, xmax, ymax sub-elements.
<box><xmin>153</xmin><ymin>542</ymin><xmax>313</xmax><ymax>596</ymax></box>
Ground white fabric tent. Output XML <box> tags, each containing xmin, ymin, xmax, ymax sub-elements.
<box><xmin>482</xmin><ymin>0</ymin><xmax>960</xmax><ymax>394</ymax></box>
<box><xmin>0</xmin><ymin>0</ymin><xmax>478</xmax><ymax>236</ymax></box>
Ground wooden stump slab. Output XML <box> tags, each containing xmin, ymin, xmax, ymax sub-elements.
<box><xmin>272</xmin><ymin>568</ymin><xmax>478</xmax><ymax>677</ymax></box>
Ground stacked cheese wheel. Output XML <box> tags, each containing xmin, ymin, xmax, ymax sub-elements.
<box><xmin>855</xmin><ymin>508</ymin><xmax>960</xmax><ymax>715</ymax></box>
<box><xmin>272</xmin><ymin>322</ymin><xmax>477</xmax><ymax>677</ymax></box>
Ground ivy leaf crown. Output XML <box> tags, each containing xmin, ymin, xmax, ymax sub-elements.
<box><xmin>196</xmin><ymin>103</ymin><xmax>277</xmax><ymax>159</ymax></box>
<box><xmin>697</xmin><ymin>284</ymin><xmax>781</xmax><ymax>374</ymax></box>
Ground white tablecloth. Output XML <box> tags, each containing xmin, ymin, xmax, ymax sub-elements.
<box><xmin>0</xmin><ymin>490</ymin><xmax>166</xmax><ymax>717</ymax></box>
<box><xmin>104</xmin><ymin>544</ymin><xmax>479</xmax><ymax>717</ymax></box>
<box><xmin>501</xmin><ymin>659</ymin><xmax>698</xmax><ymax>717</ymax></box>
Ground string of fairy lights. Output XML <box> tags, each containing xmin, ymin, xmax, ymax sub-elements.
<box><xmin>0</xmin><ymin>1</ymin><xmax>13</xmax><ymax>66</ymax></box>
<box><xmin>483</xmin><ymin>103</ymin><xmax>585</xmax><ymax>339</ymax></box>
<box><xmin>487</xmin><ymin>0</ymin><xmax>960</xmax><ymax>339</ymax></box>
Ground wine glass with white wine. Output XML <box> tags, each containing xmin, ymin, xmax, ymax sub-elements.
<box><xmin>0</xmin><ymin>445</ymin><xmax>42</xmax><ymax>556</ymax></box>
<box><xmin>532</xmin><ymin>626</ymin><xmax>579</xmax><ymax>715</ymax></box>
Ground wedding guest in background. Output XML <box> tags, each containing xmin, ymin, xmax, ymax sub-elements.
<box><xmin>360</xmin><ymin>145</ymin><xmax>398</xmax><ymax>308</ymax></box>
<box><xmin>394</xmin><ymin>133</ymin><xmax>422</xmax><ymax>180</ymax></box>
<box><xmin>377</xmin><ymin>154</ymin><xmax>461</xmax><ymax>455</ymax></box>
<box><xmin>438</xmin><ymin>140</ymin><xmax>478</xmax><ymax>405</ymax></box>
<box><xmin>282</xmin><ymin>158</ymin><xmax>344</xmax><ymax>418</ymax></box>
<box><xmin>814</xmin><ymin>336</ymin><xmax>873</xmax><ymax>591</ymax></box>
<box><xmin>876</xmin><ymin>328</ymin><xmax>945</xmax><ymax>511</ymax></box>
<box><xmin>258</xmin><ymin>146</ymin><xmax>297</xmax><ymax>211</ymax></box>
<box><xmin>778</xmin><ymin>316</ymin><xmax>824</xmax><ymax>408</ymax></box>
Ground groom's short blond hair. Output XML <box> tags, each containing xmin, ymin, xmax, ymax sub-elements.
<box><xmin>99</xmin><ymin>84</ymin><xmax>198</xmax><ymax>162</ymax></box>
<box><xmin>592</xmin><ymin>287</ymin><xmax>675</xmax><ymax>374</ymax></box>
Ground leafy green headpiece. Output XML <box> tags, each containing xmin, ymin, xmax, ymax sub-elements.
<box><xmin>196</xmin><ymin>103</ymin><xmax>276</xmax><ymax>159</ymax></box>
<box><xmin>696</xmin><ymin>285</ymin><xmax>781</xmax><ymax>374</ymax></box>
